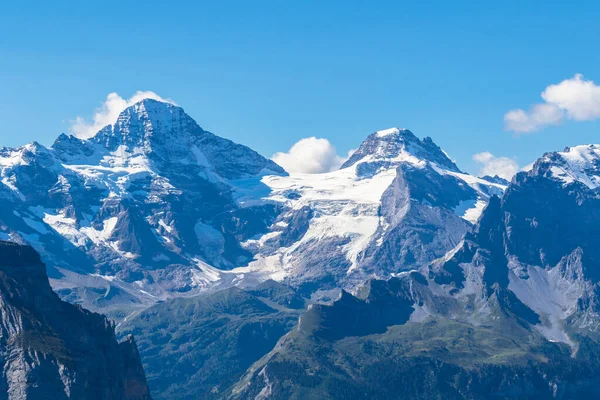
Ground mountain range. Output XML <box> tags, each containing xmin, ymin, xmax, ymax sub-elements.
<box><xmin>2</xmin><ymin>98</ymin><xmax>600</xmax><ymax>398</ymax></box>
<box><xmin>228</xmin><ymin>143</ymin><xmax>600</xmax><ymax>399</ymax></box>
<box><xmin>0</xmin><ymin>99</ymin><xmax>502</xmax><ymax>318</ymax></box>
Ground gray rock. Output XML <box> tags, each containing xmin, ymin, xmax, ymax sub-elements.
<box><xmin>0</xmin><ymin>241</ymin><xmax>151</xmax><ymax>399</ymax></box>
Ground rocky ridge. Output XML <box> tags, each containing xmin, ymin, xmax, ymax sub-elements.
<box><xmin>0</xmin><ymin>241</ymin><xmax>151</xmax><ymax>399</ymax></box>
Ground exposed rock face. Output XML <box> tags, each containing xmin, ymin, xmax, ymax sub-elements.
<box><xmin>248</xmin><ymin>128</ymin><xmax>504</xmax><ymax>295</ymax></box>
<box><xmin>230</xmin><ymin>274</ymin><xmax>600</xmax><ymax>400</ymax></box>
<box><xmin>6</xmin><ymin>98</ymin><xmax>600</xmax><ymax>398</ymax></box>
<box><xmin>431</xmin><ymin>144</ymin><xmax>600</xmax><ymax>344</ymax></box>
<box><xmin>229</xmin><ymin>144</ymin><xmax>600</xmax><ymax>399</ymax></box>
<box><xmin>340</xmin><ymin>128</ymin><xmax>460</xmax><ymax>171</ymax></box>
<box><xmin>0</xmin><ymin>99</ymin><xmax>287</xmax><ymax>318</ymax></box>
<box><xmin>0</xmin><ymin>241</ymin><xmax>151</xmax><ymax>400</ymax></box>
<box><xmin>0</xmin><ymin>103</ymin><xmax>504</xmax><ymax>317</ymax></box>
<box><xmin>481</xmin><ymin>174</ymin><xmax>510</xmax><ymax>185</ymax></box>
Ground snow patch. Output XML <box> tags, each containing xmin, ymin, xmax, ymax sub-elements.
<box><xmin>43</xmin><ymin>211</ymin><xmax>87</xmax><ymax>247</ymax></box>
<box><xmin>545</xmin><ymin>144</ymin><xmax>600</xmax><ymax>189</ymax></box>
<box><xmin>375</xmin><ymin>127</ymin><xmax>401</xmax><ymax>137</ymax></box>
<box><xmin>158</xmin><ymin>219</ymin><xmax>173</xmax><ymax>233</ymax></box>
<box><xmin>454</xmin><ymin>198</ymin><xmax>487</xmax><ymax>224</ymax></box>
<box><xmin>81</xmin><ymin>217</ymin><xmax>118</xmax><ymax>244</ymax></box>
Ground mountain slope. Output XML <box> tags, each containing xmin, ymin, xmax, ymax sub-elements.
<box><xmin>244</xmin><ymin>128</ymin><xmax>504</xmax><ymax>294</ymax></box>
<box><xmin>229</xmin><ymin>275</ymin><xmax>600</xmax><ymax>400</ymax></box>
<box><xmin>0</xmin><ymin>99</ymin><xmax>287</xmax><ymax>318</ymax></box>
<box><xmin>230</xmin><ymin>143</ymin><xmax>600</xmax><ymax>399</ymax></box>
<box><xmin>118</xmin><ymin>280</ymin><xmax>305</xmax><ymax>400</ymax></box>
<box><xmin>0</xmin><ymin>101</ymin><xmax>502</xmax><ymax>317</ymax></box>
<box><xmin>431</xmin><ymin>144</ymin><xmax>600</xmax><ymax>345</ymax></box>
<box><xmin>0</xmin><ymin>241</ymin><xmax>151</xmax><ymax>399</ymax></box>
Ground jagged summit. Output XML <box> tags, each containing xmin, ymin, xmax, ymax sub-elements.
<box><xmin>53</xmin><ymin>99</ymin><xmax>184</xmax><ymax>151</ymax></box>
<box><xmin>0</xmin><ymin>102</ymin><xmax>500</xmax><ymax>319</ymax></box>
<box><xmin>530</xmin><ymin>143</ymin><xmax>600</xmax><ymax>189</ymax></box>
<box><xmin>91</xmin><ymin>99</ymin><xmax>193</xmax><ymax>151</ymax></box>
<box><xmin>0</xmin><ymin>98</ymin><xmax>292</xmax><ymax>318</ymax></box>
<box><xmin>51</xmin><ymin>98</ymin><xmax>286</xmax><ymax>178</ymax></box>
<box><xmin>340</xmin><ymin>127</ymin><xmax>460</xmax><ymax>172</ymax></box>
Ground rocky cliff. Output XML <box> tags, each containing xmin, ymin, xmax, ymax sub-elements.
<box><xmin>0</xmin><ymin>241</ymin><xmax>151</xmax><ymax>400</ymax></box>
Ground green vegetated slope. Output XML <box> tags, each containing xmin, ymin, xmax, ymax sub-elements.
<box><xmin>230</xmin><ymin>275</ymin><xmax>600</xmax><ymax>400</ymax></box>
<box><xmin>118</xmin><ymin>280</ymin><xmax>305</xmax><ymax>400</ymax></box>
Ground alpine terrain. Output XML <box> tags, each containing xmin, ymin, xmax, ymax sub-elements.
<box><xmin>0</xmin><ymin>99</ymin><xmax>502</xmax><ymax>318</ymax></box>
<box><xmin>229</xmin><ymin>144</ymin><xmax>600</xmax><ymax>399</ymax></box>
<box><xmin>3</xmin><ymin>97</ymin><xmax>600</xmax><ymax>399</ymax></box>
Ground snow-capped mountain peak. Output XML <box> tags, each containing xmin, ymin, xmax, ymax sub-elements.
<box><xmin>0</xmin><ymin>105</ymin><xmax>500</xmax><ymax>318</ymax></box>
<box><xmin>375</xmin><ymin>127</ymin><xmax>404</xmax><ymax>137</ymax></box>
<box><xmin>240</xmin><ymin>127</ymin><xmax>504</xmax><ymax>294</ymax></box>
<box><xmin>340</xmin><ymin>127</ymin><xmax>460</xmax><ymax>172</ymax></box>
<box><xmin>53</xmin><ymin>98</ymin><xmax>286</xmax><ymax>178</ymax></box>
<box><xmin>95</xmin><ymin>99</ymin><xmax>193</xmax><ymax>150</ymax></box>
<box><xmin>533</xmin><ymin>144</ymin><xmax>600</xmax><ymax>189</ymax></box>
<box><xmin>0</xmin><ymin>99</ymin><xmax>291</xmax><ymax>317</ymax></box>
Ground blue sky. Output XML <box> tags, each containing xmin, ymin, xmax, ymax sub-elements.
<box><xmin>1</xmin><ymin>1</ymin><xmax>599</xmax><ymax>177</ymax></box>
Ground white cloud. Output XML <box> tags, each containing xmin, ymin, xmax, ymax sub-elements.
<box><xmin>504</xmin><ymin>103</ymin><xmax>563</xmax><ymax>133</ymax></box>
<box><xmin>504</xmin><ymin>74</ymin><xmax>600</xmax><ymax>133</ymax></box>
<box><xmin>70</xmin><ymin>91</ymin><xmax>176</xmax><ymax>138</ymax></box>
<box><xmin>472</xmin><ymin>152</ymin><xmax>519</xmax><ymax>180</ymax></box>
<box><xmin>272</xmin><ymin>137</ymin><xmax>353</xmax><ymax>174</ymax></box>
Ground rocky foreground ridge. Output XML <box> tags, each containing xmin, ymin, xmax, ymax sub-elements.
<box><xmin>0</xmin><ymin>241</ymin><xmax>151</xmax><ymax>400</ymax></box>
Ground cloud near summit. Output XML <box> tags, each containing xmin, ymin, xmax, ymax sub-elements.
<box><xmin>504</xmin><ymin>74</ymin><xmax>600</xmax><ymax>133</ymax></box>
<box><xmin>272</xmin><ymin>137</ymin><xmax>354</xmax><ymax>174</ymax></box>
<box><xmin>70</xmin><ymin>91</ymin><xmax>176</xmax><ymax>138</ymax></box>
<box><xmin>472</xmin><ymin>152</ymin><xmax>519</xmax><ymax>180</ymax></box>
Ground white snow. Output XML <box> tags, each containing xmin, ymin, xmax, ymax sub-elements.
<box><xmin>431</xmin><ymin>164</ymin><xmax>507</xmax><ymax>194</ymax></box>
<box><xmin>242</xmin><ymin>231</ymin><xmax>282</xmax><ymax>248</ymax></box>
<box><xmin>263</xmin><ymin>163</ymin><xmax>398</xmax><ymax>204</ymax></box>
<box><xmin>0</xmin><ymin>107</ymin><xmax>517</xmax><ymax>319</ymax></box>
<box><xmin>194</xmin><ymin>220</ymin><xmax>225</xmax><ymax>260</ymax></box>
<box><xmin>249</xmin><ymin>164</ymin><xmax>398</xmax><ymax>275</ymax></box>
<box><xmin>43</xmin><ymin>212</ymin><xmax>76</xmax><ymax>229</ymax></box>
<box><xmin>194</xmin><ymin>221</ymin><xmax>224</xmax><ymax>246</ymax></box>
<box><xmin>454</xmin><ymin>198</ymin><xmax>487</xmax><ymax>224</ymax></box>
<box><xmin>428</xmin><ymin>165</ymin><xmax>506</xmax><ymax>223</ymax></box>
<box><xmin>0</xmin><ymin>147</ymin><xmax>30</xmax><ymax>167</ymax></box>
<box><xmin>62</xmin><ymin>150</ymin><xmax>164</xmax><ymax>200</ymax></box>
<box><xmin>549</xmin><ymin>166</ymin><xmax>576</xmax><ymax>186</ymax></box>
<box><xmin>43</xmin><ymin>211</ymin><xmax>88</xmax><ymax>247</ymax></box>
<box><xmin>191</xmin><ymin>145</ymin><xmax>210</xmax><ymax>167</ymax></box>
<box><xmin>158</xmin><ymin>219</ymin><xmax>173</xmax><ymax>233</ymax></box>
<box><xmin>375</xmin><ymin>127</ymin><xmax>401</xmax><ymax>137</ymax></box>
<box><xmin>0</xmin><ymin>174</ymin><xmax>24</xmax><ymax>200</ymax></box>
<box><xmin>90</xmin><ymin>273</ymin><xmax>118</xmax><ymax>282</ymax></box>
<box><xmin>80</xmin><ymin>217</ymin><xmax>118</xmax><ymax>244</ymax></box>
<box><xmin>545</xmin><ymin>144</ymin><xmax>600</xmax><ymax>189</ymax></box>
<box><xmin>0</xmin><ymin>145</ymin><xmax>35</xmax><ymax>200</ymax></box>
<box><xmin>190</xmin><ymin>258</ymin><xmax>222</xmax><ymax>287</ymax></box>
<box><xmin>235</xmin><ymin>134</ymin><xmax>507</xmax><ymax>283</ymax></box>
<box><xmin>152</xmin><ymin>254</ymin><xmax>170</xmax><ymax>262</ymax></box>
